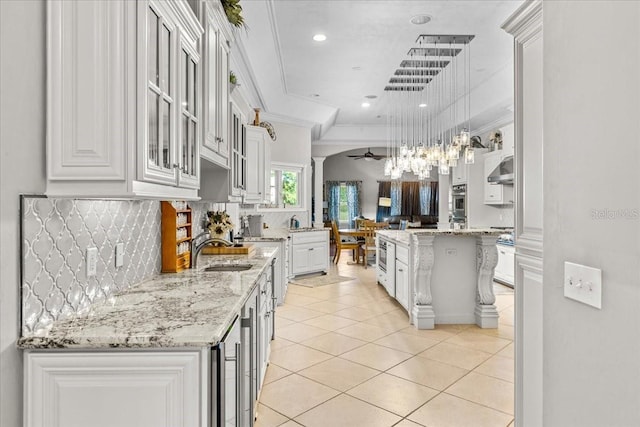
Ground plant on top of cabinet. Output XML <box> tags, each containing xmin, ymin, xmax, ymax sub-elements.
<box><xmin>220</xmin><ymin>0</ymin><xmax>246</xmax><ymax>28</ymax></box>
<box><xmin>46</xmin><ymin>0</ymin><xmax>203</xmax><ymax>200</ymax></box>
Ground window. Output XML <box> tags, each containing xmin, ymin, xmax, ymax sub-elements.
<box><xmin>262</xmin><ymin>162</ymin><xmax>305</xmax><ymax>210</ymax></box>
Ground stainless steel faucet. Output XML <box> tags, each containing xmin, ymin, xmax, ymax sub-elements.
<box><xmin>191</xmin><ymin>231</ymin><xmax>233</xmax><ymax>268</ymax></box>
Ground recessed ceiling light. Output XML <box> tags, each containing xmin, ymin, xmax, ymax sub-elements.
<box><xmin>365</xmin><ymin>95</ymin><xmax>378</xmax><ymax>99</ymax></box>
<box><xmin>313</xmin><ymin>34</ymin><xmax>327</xmax><ymax>42</ymax></box>
<box><xmin>311</xmin><ymin>94</ymin><xmax>320</xmax><ymax>97</ymax></box>
<box><xmin>410</xmin><ymin>14</ymin><xmax>432</xmax><ymax>25</ymax></box>
<box><xmin>352</xmin><ymin>66</ymin><xmax>362</xmax><ymax>71</ymax></box>
<box><xmin>361</xmin><ymin>102</ymin><xmax>371</xmax><ymax>108</ymax></box>
<box><xmin>419</xmin><ymin>103</ymin><xmax>427</xmax><ymax>108</ymax></box>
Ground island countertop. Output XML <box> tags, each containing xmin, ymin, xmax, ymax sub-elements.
<box><xmin>17</xmin><ymin>247</ymin><xmax>278</xmax><ymax>350</ymax></box>
<box><xmin>377</xmin><ymin>228</ymin><xmax>503</xmax><ymax>245</ymax></box>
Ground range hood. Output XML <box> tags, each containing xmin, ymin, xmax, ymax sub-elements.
<box><xmin>487</xmin><ymin>155</ymin><xmax>514</xmax><ymax>185</ymax></box>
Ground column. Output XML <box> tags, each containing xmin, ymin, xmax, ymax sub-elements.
<box><xmin>312</xmin><ymin>157</ymin><xmax>325</xmax><ymax>228</ymax></box>
<box><xmin>474</xmin><ymin>235</ymin><xmax>500</xmax><ymax>328</ymax></box>
<box><xmin>411</xmin><ymin>233</ymin><xmax>436</xmax><ymax>329</ymax></box>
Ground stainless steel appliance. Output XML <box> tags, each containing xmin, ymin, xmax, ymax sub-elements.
<box><xmin>452</xmin><ymin>184</ymin><xmax>467</xmax><ymax>223</ymax></box>
<box><xmin>246</xmin><ymin>215</ymin><xmax>263</xmax><ymax>237</ymax></box>
<box><xmin>378</xmin><ymin>240</ymin><xmax>387</xmax><ymax>272</ymax></box>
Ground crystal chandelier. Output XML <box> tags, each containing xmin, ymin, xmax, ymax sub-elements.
<box><xmin>384</xmin><ymin>35</ymin><xmax>475</xmax><ymax>180</ymax></box>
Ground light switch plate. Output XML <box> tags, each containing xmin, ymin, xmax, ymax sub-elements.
<box><xmin>115</xmin><ymin>242</ymin><xmax>124</xmax><ymax>268</ymax></box>
<box><xmin>564</xmin><ymin>261</ymin><xmax>602</xmax><ymax>309</ymax></box>
<box><xmin>86</xmin><ymin>247</ymin><xmax>98</xmax><ymax>277</ymax></box>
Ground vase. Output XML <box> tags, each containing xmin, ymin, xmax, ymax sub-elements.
<box><xmin>210</xmin><ymin>231</ymin><xmax>228</xmax><ymax>244</ymax></box>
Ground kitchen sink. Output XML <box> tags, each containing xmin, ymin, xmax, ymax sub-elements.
<box><xmin>204</xmin><ymin>263</ymin><xmax>252</xmax><ymax>272</ymax></box>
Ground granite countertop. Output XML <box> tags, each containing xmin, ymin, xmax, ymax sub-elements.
<box><xmin>287</xmin><ymin>227</ymin><xmax>329</xmax><ymax>233</ymax></box>
<box><xmin>377</xmin><ymin>228</ymin><xmax>502</xmax><ymax>245</ymax></box>
<box><xmin>241</xmin><ymin>228</ymin><xmax>289</xmax><ymax>241</ymax></box>
<box><xmin>17</xmin><ymin>247</ymin><xmax>278</xmax><ymax>350</ymax></box>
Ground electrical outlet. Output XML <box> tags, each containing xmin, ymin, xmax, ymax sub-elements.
<box><xmin>115</xmin><ymin>242</ymin><xmax>124</xmax><ymax>268</ymax></box>
<box><xmin>564</xmin><ymin>261</ymin><xmax>602</xmax><ymax>309</ymax></box>
<box><xmin>86</xmin><ymin>247</ymin><xmax>98</xmax><ymax>277</ymax></box>
<box><xmin>445</xmin><ymin>248</ymin><xmax>457</xmax><ymax>256</ymax></box>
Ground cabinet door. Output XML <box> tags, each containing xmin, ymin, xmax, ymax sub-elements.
<box><xmin>202</xmin><ymin>9</ymin><xmax>222</xmax><ymax>163</ymax></box>
<box><xmin>229</xmin><ymin>104</ymin><xmax>246</xmax><ymax>197</ymax></box>
<box><xmin>484</xmin><ymin>152</ymin><xmax>504</xmax><ymax>204</ymax></box>
<box><xmin>244</xmin><ymin>127</ymin><xmax>265</xmax><ymax>203</ymax></box>
<box><xmin>453</xmin><ymin>163</ymin><xmax>468</xmax><ymax>184</ymax></box>
<box><xmin>386</xmin><ymin>242</ymin><xmax>396</xmax><ymax>297</ymax></box>
<box><xmin>177</xmin><ymin>37</ymin><xmax>200</xmax><ymax>189</ymax></box>
<box><xmin>25</xmin><ymin>351</ymin><xmax>202</xmax><ymax>427</ymax></box>
<box><xmin>309</xmin><ymin>241</ymin><xmax>329</xmax><ymax>272</ymax></box>
<box><xmin>217</xmin><ymin>32</ymin><xmax>230</xmax><ymax>159</ymax></box>
<box><xmin>291</xmin><ymin>243</ymin><xmax>311</xmax><ymax>275</ymax></box>
<box><xmin>142</xmin><ymin>2</ymin><xmax>178</xmax><ymax>186</ymax></box>
<box><xmin>396</xmin><ymin>259</ymin><xmax>409</xmax><ymax>310</ymax></box>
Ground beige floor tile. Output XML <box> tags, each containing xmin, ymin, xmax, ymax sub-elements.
<box><xmin>283</xmin><ymin>293</ymin><xmax>323</xmax><ymax>307</ymax></box>
<box><xmin>258</xmin><ymin>374</ymin><xmax>339</xmax><ymax>419</ymax></box>
<box><xmin>374</xmin><ymin>332</ymin><xmax>439</xmax><ymax>355</ymax></box>
<box><xmin>329</xmin><ymin>294</ymin><xmax>377</xmax><ymax>307</ymax></box>
<box><xmin>277</xmin><ymin>323</ymin><xmax>329</xmax><ymax>343</ymax></box>
<box><xmin>270</xmin><ymin>337</ymin><xmax>296</xmax><ymax>351</ymax></box>
<box><xmin>333</xmin><ymin>306</ymin><xmax>378</xmax><ymax>321</ymax></box>
<box><xmin>393</xmin><ymin>419</ymin><xmax>424</xmax><ymax>427</ymax></box>
<box><xmin>294</xmin><ymin>394</ymin><xmax>401</xmax><ymax>427</ymax></box>
<box><xmin>496</xmin><ymin>342</ymin><xmax>514</xmax><ymax>359</ymax></box>
<box><xmin>340</xmin><ymin>343</ymin><xmax>413</xmax><ymax>371</ymax></box>
<box><xmin>388</xmin><ymin>356</ymin><xmax>468</xmax><ymax>391</ymax></box>
<box><xmin>255</xmin><ymin>403</ymin><xmax>289</xmax><ymax>427</ymax></box>
<box><xmin>356</xmin><ymin>298</ymin><xmax>401</xmax><ymax>314</ymax></box>
<box><xmin>277</xmin><ymin>306</ymin><xmax>325</xmax><ymax>322</ymax></box>
<box><xmin>474</xmin><ymin>355</ymin><xmax>515</xmax><ymax>383</ymax></box>
<box><xmin>418</xmin><ymin>342</ymin><xmax>492</xmax><ymax>370</ymax></box>
<box><xmin>507</xmin><ymin>420</ymin><xmax>515</xmax><ymax>427</ymax></box>
<box><xmin>499</xmin><ymin>306</ymin><xmax>515</xmax><ymax>326</ymax></box>
<box><xmin>263</xmin><ymin>364</ymin><xmax>292</xmax><ymax>385</ymax></box>
<box><xmin>347</xmin><ymin>373</ymin><xmax>438</xmax><ymax>417</ymax></box>
<box><xmin>279</xmin><ymin>421</ymin><xmax>302</xmax><ymax>427</ymax></box>
<box><xmin>269</xmin><ymin>343</ymin><xmax>333</xmax><ymax>372</ymax></box>
<box><xmin>397</xmin><ymin>326</ymin><xmax>458</xmax><ymax>342</ymax></box>
<box><xmin>408</xmin><ymin>393</ymin><xmax>513</xmax><ymax>427</ymax></box>
<box><xmin>300</xmin><ymin>331</ymin><xmax>368</xmax><ymax>356</ymax></box>
<box><xmin>304</xmin><ymin>300</ymin><xmax>351</xmax><ymax>314</ymax></box>
<box><xmin>298</xmin><ymin>357</ymin><xmax>379</xmax><ymax>391</ymax></box>
<box><xmin>301</xmin><ymin>314</ymin><xmax>359</xmax><ymax>331</ymax></box>
<box><xmin>473</xmin><ymin>323</ymin><xmax>515</xmax><ymax>340</ymax></box>
<box><xmin>335</xmin><ymin>322</ymin><xmax>392</xmax><ymax>342</ymax></box>
<box><xmin>275</xmin><ymin>316</ymin><xmax>295</xmax><ymax>329</ymax></box>
<box><xmin>495</xmin><ymin>294</ymin><xmax>515</xmax><ymax>311</ymax></box>
<box><xmin>446</xmin><ymin>372</ymin><xmax>514</xmax><ymax>415</ymax></box>
<box><xmin>365</xmin><ymin>313</ymin><xmax>412</xmax><ymax>332</ymax></box>
<box><xmin>445</xmin><ymin>330</ymin><xmax>511</xmax><ymax>354</ymax></box>
<box><xmin>432</xmin><ymin>323</ymin><xmax>473</xmax><ymax>333</ymax></box>
<box><xmin>286</xmin><ymin>284</ymin><xmax>317</xmax><ymax>296</ymax></box>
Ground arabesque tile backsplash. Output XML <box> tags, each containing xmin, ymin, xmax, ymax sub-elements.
<box><xmin>20</xmin><ymin>197</ymin><xmax>213</xmax><ymax>336</ymax></box>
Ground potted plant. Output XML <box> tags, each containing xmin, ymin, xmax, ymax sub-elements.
<box><xmin>206</xmin><ymin>210</ymin><xmax>234</xmax><ymax>241</ymax></box>
<box><xmin>220</xmin><ymin>0</ymin><xmax>246</xmax><ymax>29</ymax></box>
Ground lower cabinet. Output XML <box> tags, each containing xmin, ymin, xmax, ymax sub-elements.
<box><xmin>494</xmin><ymin>244</ymin><xmax>515</xmax><ymax>286</ymax></box>
<box><xmin>24</xmin><ymin>271</ymin><xmax>277</xmax><ymax>427</ymax></box>
<box><xmin>248</xmin><ymin>242</ymin><xmax>288</xmax><ymax>305</ymax></box>
<box><xmin>290</xmin><ymin>231</ymin><xmax>329</xmax><ymax>277</ymax></box>
<box><xmin>395</xmin><ymin>244</ymin><xmax>410</xmax><ymax>310</ymax></box>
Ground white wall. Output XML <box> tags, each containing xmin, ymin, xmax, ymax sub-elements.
<box><xmin>544</xmin><ymin>2</ymin><xmax>640</xmax><ymax>426</ymax></box>
<box><xmin>0</xmin><ymin>1</ymin><xmax>46</xmax><ymax>425</ymax></box>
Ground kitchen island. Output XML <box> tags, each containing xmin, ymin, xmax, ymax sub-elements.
<box><xmin>377</xmin><ymin>229</ymin><xmax>503</xmax><ymax>329</ymax></box>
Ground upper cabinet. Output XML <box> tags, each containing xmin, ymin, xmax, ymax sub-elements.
<box><xmin>245</xmin><ymin>126</ymin><xmax>272</xmax><ymax>204</ymax></box>
<box><xmin>45</xmin><ymin>0</ymin><xmax>203</xmax><ymax>199</ymax></box>
<box><xmin>201</xmin><ymin>2</ymin><xmax>231</xmax><ymax>168</ymax></box>
<box><xmin>484</xmin><ymin>151</ymin><xmax>514</xmax><ymax>205</ymax></box>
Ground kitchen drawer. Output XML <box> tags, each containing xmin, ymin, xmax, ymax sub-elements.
<box><xmin>291</xmin><ymin>231</ymin><xmax>327</xmax><ymax>245</ymax></box>
<box><xmin>396</xmin><ymin>245</ymin><xmax>409</xmax><ymax>264</ymax></box>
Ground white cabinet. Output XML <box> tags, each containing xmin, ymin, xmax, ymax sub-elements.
<box><xmin>395</xmin><ymin>244</ymin><xmax>410</xmax><ymax>310</ymax></box>
<box><xmin>484</xmin><ymin>151</ymin><xmax>514</xmax><ymax>205</ymax></box>
<box><xmin>244</xmin><ymin>126</ymin><xmax>271</xmax><ymax>204</ymax></box>
<box><xmin>377</xmin><ymin>238</ymin><xmax>396</xmax><ymax>297</ymax></box>
<box><xmin>45</xmin><ymin>0</ymin><xmax>204</xmax><ymax>199</ymax></box>
<box><xmin>201</xmin><ymin>2</ymin><xmax>231</xmax><ymax>168</ymax></box>
<box><xmin>24</xmin><ymin>351</ymin><xmax>203</xmax><ymax>427</ymax></box>
<box><xmin>494</xmin><ymin>244</ymin><xmax>515</xmax><ymax>286</ymax></box>
<box><xmin>452</xmin><ymin>162</ymin><xmax>468</xmax><ymax>185</ymax></box>
<box><xmin>249</xmin><ymin>242</ymin><xmax>288</xmax><ymax>305</ymax></box>
<box><xmin>290</xmin><ymin>231</ymin><xmax>329</xmax><ymax>276</ymax></box>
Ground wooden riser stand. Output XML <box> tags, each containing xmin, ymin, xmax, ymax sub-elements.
<box><xmin>161</xmin><ymin>201</ymin><xmax>192</xmax><ymax>273</ymax></box>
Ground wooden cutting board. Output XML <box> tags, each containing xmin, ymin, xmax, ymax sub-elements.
<box><xmin>202</xmin><ymin>244</ymin><xmax>255</xmax><ymax>255</ymax></box>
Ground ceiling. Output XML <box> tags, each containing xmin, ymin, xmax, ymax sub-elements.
<box><xmin>235</xmin><ymin>0</ymin><xmax>522</xmax><ymax>153</ymax></box>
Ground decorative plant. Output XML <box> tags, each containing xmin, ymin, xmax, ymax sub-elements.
<box><xmin>229</xmin><ymin>70</ymin><xmax>237</xmax><ymax>85</ymax></box>
<box><xmin>220</xmin><ymin>0</ymin><xmax>246</xmax><ymax>29</ymax></box>
<box><xmin>206</xmin><ymin>211</ymin><xmax>234</xmax><ymax>236</ymax></box>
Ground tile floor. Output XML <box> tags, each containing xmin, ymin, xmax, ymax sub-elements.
<box><xmin>257</xmin><ymin>259</ymin><xmax>515</xmax><ymax>427</ymax></box>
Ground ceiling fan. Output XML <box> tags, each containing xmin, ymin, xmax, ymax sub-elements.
<box><xmin>347</xmin><ymin>148</ymin><xmax>387</xmax><ymax>161</ymax></box>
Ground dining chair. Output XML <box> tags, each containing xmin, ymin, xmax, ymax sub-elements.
<box><xmin>330</xmin><ymin>220</ymin><xmax>360</xmax><ymax>264</ymax></box>
<box><xmin>359</xmin><ymin>221</ymin><xmax>378</xmax><ymax>269</ymax></box>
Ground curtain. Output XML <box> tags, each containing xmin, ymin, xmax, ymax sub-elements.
<box><xmin>390</xmin><ymin>181</ymin><xmax>401</xmax><ymax>216</ymax></box>
<box><xmin>326</xmin><ymin>181</ymin><xmax>341</xmax><ymax>222</ymax></box>
<box><xmin>376</xmin><ymin>181</ymin><xmax>391</xmax><ymax>221</ymax></box>
<box><xmin>401</xmin><ymin>182</ymin><xmax>421</xmax><ymax>217</ymax></box>
<box><xmin>420</xmin><ymin>181</ymin><xmax>439</xmax><ymax>215</ymax></box>
<box><xmin>345</xmin><ymin>181</ymin><xmax>361</xmax><ymax>228</ymax></box>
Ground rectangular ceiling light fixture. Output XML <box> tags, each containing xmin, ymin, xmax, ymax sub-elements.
<box><xmin>389</xmin><ymin>77</ymin><xmax>432</xmax><ymax>84</ymax></box>
<box><xmin>394</xmin><ymin>68</ymin><xmax>440</xmax><ymax>76</ymax></box>
<box><xmin>384</xmin><ymin>86</ymin><xmax>424</xmax><ymax>92</ymax></box>
<box><xmin>415</xmin><ymin>34</ymin><xmax>475</xmax><ymax>44</ymax></box>
<box><xmin>407</xmin><ymin>47</ymin><xmax>462</xmax><ymax>57</ymax></box>
<box><xmin>400</xmin><ymin>59</ymin><xmax>448</xmax><ymax>68</ymax></box>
